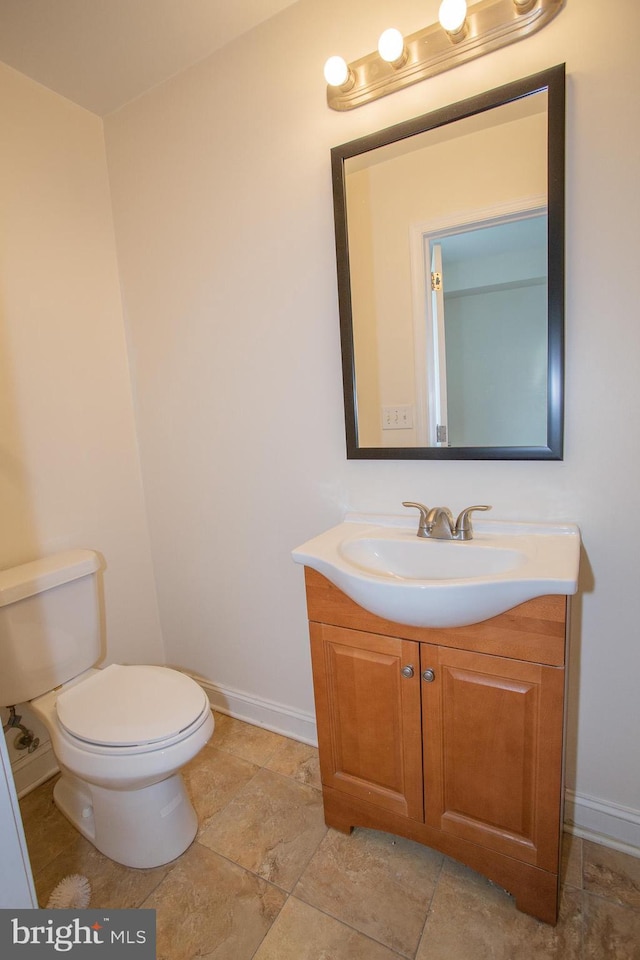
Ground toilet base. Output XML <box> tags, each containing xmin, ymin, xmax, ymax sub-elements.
<box><xmin>54</xmin><ymin>770</ymin><xmax>198</xmax><ymax>868</ymax></box>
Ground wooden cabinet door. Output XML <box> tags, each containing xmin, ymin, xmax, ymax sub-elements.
<box><xmin>310</xmin><ymin>622</ymin><xmax>424</xmax><ymax>821</ymax></box>
<box><xmin>421</xmin><ymin>644</ymin><xmax>564</xmax><ymax>870</ymax></box>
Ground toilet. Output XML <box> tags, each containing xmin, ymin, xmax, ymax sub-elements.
<box><xmin>0</xmin><ymin>549</ymin><xmax>214</xmax><ymax>868</ymax></box>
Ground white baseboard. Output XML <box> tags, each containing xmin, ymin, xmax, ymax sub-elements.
<box><xmin>197</xmin><ymin>677</ymin><xmax>640</xmax><ymax>859</ymax></box>
<box><xmin>4</xmin><ymin>704</ymin><xmax>58</xmax><ymax>798</ymax></box>
<box><xmin>564</xmin><ymin>789</ymin><xmax>640</xmax><ymax>859</ymax></box>
<box><xmin>12</xmin><ymin>677</ymin><xmax>317</xmax><ymax>798</ymax></box>
<box><xmin>12</xmin><ymin>741</ymin><xmax>58</xmax><ymax>799</ymax></box>
<box><xmin>14</xmin><ymin>674</ymin><xmax>638</xmax><ymax>862</ymax></box>
<box><xmin>193</xmin><ymin>676</ymin><xmax>318</xmax><ymax>747</ymax></box>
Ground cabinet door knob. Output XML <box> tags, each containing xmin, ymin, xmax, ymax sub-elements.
<box><xmin>422</xmin><ymin>669</ymin><xmax>436</xmax><ymax>682</ymax></box>
<box><xmin>401</xmin><ymin>665</ymin><xmax>415</xmax><ymax>678</ymax></box>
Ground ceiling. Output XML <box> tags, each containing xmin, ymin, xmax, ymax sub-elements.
<box><xmin>0</xmin><ymin>0</ymin><xmax>299</xmax><ymax>116</ymax></box>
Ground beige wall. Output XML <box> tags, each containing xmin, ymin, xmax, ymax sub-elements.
<box><xmin>0</xmin><ymin>0</ymin><xmax>631</xmax><ymax>848</ymax></box>
<box><xmin>104</xmin><ymin>0</ymin><xmax>640</xmax><ymax>848</ymax></box>
<box><xmin>102</xmin><ymin>0</ymin><xmax>640</xmax><ymax>849</ymax></box>
<box><xmin>0</xmin><ymin>62</ymin><xmax>163</xmax><ymax>681</ymax></box>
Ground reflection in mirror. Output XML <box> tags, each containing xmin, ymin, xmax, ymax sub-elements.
<box><xmin>332</xmin><ymin>66</ymin><xmax>565</xmax><ymax>460</ymax></box>
<box><xmin>433</xmin><ymin>215</ymin><xmax>548</xmax><ymax>448</ymax></box>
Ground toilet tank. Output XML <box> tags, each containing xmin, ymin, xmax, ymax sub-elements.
<box><xmin>0</xmin><ymin>550</ymin><xmax>101</xmax><ymax>706</ymax></box>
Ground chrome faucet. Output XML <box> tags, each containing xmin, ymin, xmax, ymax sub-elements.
<box><xmin>402</xmin><ymin>502</ymin><xmax>491</xmax><ymax>541</ymax></box>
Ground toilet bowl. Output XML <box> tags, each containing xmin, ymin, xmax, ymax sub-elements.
<box><xmin>0</xmin><ymin>550</ymin><xmax>215</xmax><ymax>868</ymax></box>
<box><xmin>31</xmin><ymin>664</ymin><xmax>214</xmax><ymax>868</ymax></box>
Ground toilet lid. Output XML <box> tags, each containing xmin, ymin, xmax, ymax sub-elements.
<box><xmin>56</xmin><ymin>664</ymin><xmax>209</xmax><ymax>747</ymax></box>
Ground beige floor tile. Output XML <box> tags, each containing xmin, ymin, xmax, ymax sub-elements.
<box><xmin>253</xmin><ymin>895</ymin><xmax>405</xmax><ymax>960</ymax></box>
<box><xmin>561</xmin><ymin>832</ymin><xmax>583</xmax><ymax>889</ymax></box>
<box><xmin>34</xmin><ymin>833</ymin><xmax>173</xmax><ymax>909</ymax></box>
<box><xmin>198</xmin><ymin>768</ymin><xmax>327</xmax><ymax>891</ymax></box>
<box><xmin>182</xmin><ymin>742</ymin><xmax>259</xmax><ymax>832</ymax></box>
<box><xmin>16</xmin><ymin>727</ymin><xmax>640</xmax><ymax>960</ymax></box>
<box><xmin>264</xmin><ymin>738</ymin><xmax>321</xmax><ymax>788</ymax></box>
<box><xmin>583</xmin><ymin>892</ymin><xmax>640</xmax><ymax>960</ymax></box>
<box><xmin>210</xmin><ymin>713</ymin><xmax>288</xmax><ymax>765</ymax></box>
<box><xmin>416</xmin><ymin>858</ymin><xmax>583</xmax><ymax>960</ymax></box>
<box><xmin>583</xmin><ymin>839</ymin><xmax>640</xmax><ymax>909</ymax></box>
<box><xmin>19</xmin><ymin>775</ymin><xmax>79</xmax><ymax>875</ymax></box>
<box><xmin>142</xmin><ymin>842</ymin><xmax>286</xmax><ymax>960</ymax></box>
<box><xmin>295</xmin><ymin>827</ymin><xmax>443</xmax><ymax>958</ymax></box>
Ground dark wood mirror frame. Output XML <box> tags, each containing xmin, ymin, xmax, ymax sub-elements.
<box><xmin>331</xmin><ymin>64</ymin><xmax>565</xmax><ymax>460</ymax></box>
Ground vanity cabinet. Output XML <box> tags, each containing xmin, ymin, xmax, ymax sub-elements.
<box><xmin>304</xmin><ymin>568</ymin><xmax>568</xmax><ymax>925</ymax></box>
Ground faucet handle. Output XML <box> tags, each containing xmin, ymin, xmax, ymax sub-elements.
<box><xmin>402</xmin><ymin>501</ymin><xmax>429</xmax><ymax>515</ymax></box>
<box><xmin>402</xmin><ymin>501</ymin><xmax>430</xmax><ymax>537</ymax></box>
<box><xmin>454</xmin><ymin>504</ymin><xmax>491</xmax><ymax>541</ymax></box>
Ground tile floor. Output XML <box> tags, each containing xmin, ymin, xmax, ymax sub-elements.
<box><xmin>19</xmin><ymin>713</ymin><xmax>640</xmax><ymax>959</ymax></box>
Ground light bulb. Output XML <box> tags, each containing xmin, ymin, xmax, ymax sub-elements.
<box><xmin>378</xmin><ymin>28</ymin><xmax>405</xmax><ymax>64</ymax></box>
<box><xmin>323</xmin><ymin>55</ymin><xmax>350</xmax><ymax>87</ymax></box>
<box><xmin>438</xmin><ymin>0</ymin><xmax>468</xmax><ymax>34</ymax></box>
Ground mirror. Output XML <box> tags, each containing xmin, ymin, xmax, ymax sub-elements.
<box><xmin>332</xmin><ymin>65</ymin><xmax>565</xmax><ymax>460</ymax></box>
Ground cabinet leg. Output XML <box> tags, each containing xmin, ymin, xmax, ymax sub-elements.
<box><xmin>323</xmin><ymin>804</ymin><xmax>354</xmax><ymax>835</ymax></box>
<box><xmin>513</xmin><ymin>875</ymin><xmax>559</xmax><ymax>926</ymax></box>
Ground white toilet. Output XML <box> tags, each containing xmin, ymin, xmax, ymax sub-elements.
<box><xmin>0</xmin><ymin>549</ymin><xmax>214</xmax><ymax>868</ymax></box>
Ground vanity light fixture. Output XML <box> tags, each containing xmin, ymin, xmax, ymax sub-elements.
<box><xmin>324</xmin><ymin>0</ymin><xmax>564</xmax><ymax>110</ymax></box>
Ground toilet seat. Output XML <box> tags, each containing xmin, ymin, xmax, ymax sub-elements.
<box><xmin>56</xmin><ymin>663</ymin><xmax>209</xmax><ymax>748</ymax></box>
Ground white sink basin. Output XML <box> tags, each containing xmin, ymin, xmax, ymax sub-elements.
<box><xmin>292</xmin><ymin>513</ymin><xmax>580</xmax><ymax>628</ymax></box>
<box><xmin>341</xmin><ymin>537</ymin><xmax>524</xmax><ymax>581</ymax></box>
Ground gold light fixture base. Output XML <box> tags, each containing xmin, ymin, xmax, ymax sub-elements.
<box><xmin>327</xmin><ymin>0</ymin><xmax>564</xmax><ymax>111</ymax></box>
